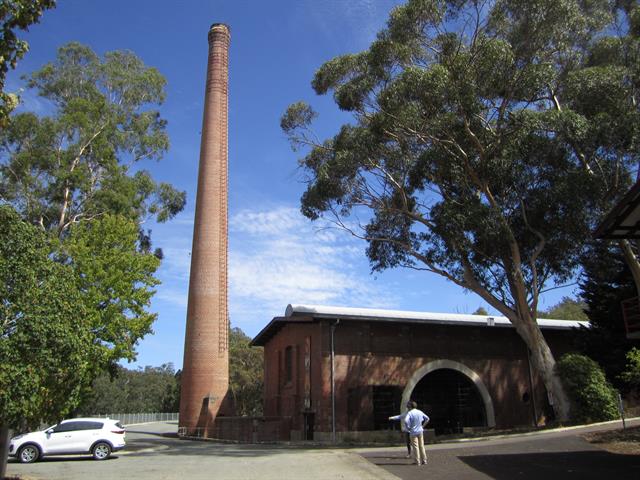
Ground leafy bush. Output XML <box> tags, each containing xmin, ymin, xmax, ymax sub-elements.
<box><xmin>619</xmin><ymin>348</ymin><xmax>640</xmax><ymax>388</ymax></box>
<box><xmin>556</xmin><ymin>353</ymin><xmax>619</xmax><ymax>423</ymax></box>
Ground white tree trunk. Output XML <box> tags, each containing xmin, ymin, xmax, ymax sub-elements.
<box><xmin>515</xmin><ymin>319</ymin><xmax>571</xmax><ymax>422</ymax></box>
<box><xmin>460</xmin><ymin>260</ymin><xmax>572</xmax><ymax>422</ymax></box>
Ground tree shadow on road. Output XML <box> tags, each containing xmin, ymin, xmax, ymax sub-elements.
<box><xmin>458</xmin><ymin>450</ymin><xmax>640</xmax><ymax>480</ymax></box>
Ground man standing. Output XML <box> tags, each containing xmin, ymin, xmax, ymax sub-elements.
<box><xmin>404</xmin><ymin>400</ymin><xmax>430</xmax><ymax>466</ymax></box>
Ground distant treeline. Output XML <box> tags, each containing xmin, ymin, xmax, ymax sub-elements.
<box><xmin>77</xmin><ymin>327</ymin><xmax>263</xmax><ymax>416</ymax></box>
<box><xmin>77</xmin><ymin>363</ymin><xmax>180</xmax><ymax>415</ymax></box>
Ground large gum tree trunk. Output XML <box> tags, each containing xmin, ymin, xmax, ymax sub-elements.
<box><xmin>516</xmin><ymin>320</ymin><xmax>571</xmax><ymax>422</ymax></box>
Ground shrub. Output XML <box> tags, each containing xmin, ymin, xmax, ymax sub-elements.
<box><xmin>556</xmin><ymin>353</ymin><xmax>619</xmax><ymax>423</ymax></box>
<box><xmin>619</xmin><ymin>348</ymin><xmax>640</xmax><ymax>388</ymax></box>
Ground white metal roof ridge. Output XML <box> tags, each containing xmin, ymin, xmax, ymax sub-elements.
<box><xmin>285</xmin><ymin>304</ymin><xmax>589</xmax><ymax>330</ymax></box>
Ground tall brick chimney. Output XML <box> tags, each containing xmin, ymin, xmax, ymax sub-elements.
<box><xmin>179</xmin><ymin>23</ymin><xmax>231</xmax><ymax>436</ymax></box>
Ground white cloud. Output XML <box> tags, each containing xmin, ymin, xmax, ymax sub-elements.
<box><xmin>294</xmin><ymin>0</ymin><xmax>402</xmax><ymax>50</ymax></box>
<box><xmin>229</xmin><ymin>205</ymin><xmax>395</xmax><ymax>326</ymax></box>
<box><xmin>151</xmin><ymin>205</ymin><xmax>396</xmax><ymax>335</ymax></box>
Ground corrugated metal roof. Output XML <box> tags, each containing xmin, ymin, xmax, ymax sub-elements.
<box><xmin>285</xmin><ymin>304</ymin><xmax>588</xmax><ymax>330</ymax></box>
<box><xmin>250</xmin><ymin>303</ymin><xmax>588</xmax><ymax>346</ymax></box>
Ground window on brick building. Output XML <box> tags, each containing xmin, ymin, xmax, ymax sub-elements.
<box><xmin>373</xmin><ymin>385</ymin><xmax>403</xmax><ymax>430</ymax></box>
<box><xmin>284</xmin><ymin>346</ymin><xmax>293</xmax><ymax>384</ymax></box>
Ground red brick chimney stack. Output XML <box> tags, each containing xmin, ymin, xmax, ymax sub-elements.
<box><xmin>179</xmin><ymin>23</ymin><xmax>231</xmax><ymax>436</ymax></box>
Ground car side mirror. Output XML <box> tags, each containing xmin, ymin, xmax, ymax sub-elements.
<box><xmin>46</xmin><ymin>429</ymin><xmax>54</xmax><ymax>435</ymax></box>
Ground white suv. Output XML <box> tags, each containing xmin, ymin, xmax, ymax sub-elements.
<box><xmin>9</xmin><ymin>418</ymin><xmax>126</xmax><ymax>463</ymax></box>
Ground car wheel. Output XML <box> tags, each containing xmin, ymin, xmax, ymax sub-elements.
<box><xmin>92</xmin><ymin>441</ymin><xmax>112</xmax><ymax>460</ymax></box>
<box><xmin>18</xmin><ymin>444</ymin><xmax>40</xmax><ymax>463</ymax></box>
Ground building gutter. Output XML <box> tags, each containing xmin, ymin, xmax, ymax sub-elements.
<box><xmin>330</xmin><ymin>319</ymin><xmax>340</xmax><ymax>443</ymax></box>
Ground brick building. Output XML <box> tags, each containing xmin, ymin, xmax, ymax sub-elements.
<box><xmin>251</xmin><ymin>304</ymin><xmax>586</xmax><ymax>441</ymax></box>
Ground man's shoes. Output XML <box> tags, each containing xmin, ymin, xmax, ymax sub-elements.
<box><xmin>405</xmin><ymin>454</ymin><xmax>411</xmax><ymax>458</ymax></box>
<box><xmin>422</xmin><ymin>459</ymin><xmax>428</xmax><ymax>465</ymax></box>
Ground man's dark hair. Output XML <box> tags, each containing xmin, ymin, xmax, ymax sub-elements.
<box><xmin>407</xmin><ymin>400</ymin><xmax>417</xmax><ymax>409</ymax></box>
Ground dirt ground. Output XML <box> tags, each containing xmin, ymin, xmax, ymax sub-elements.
<box><xmin>582</xmin><ymin>425</ymin><xmax>640</xmax><ymax>455</ymax></box>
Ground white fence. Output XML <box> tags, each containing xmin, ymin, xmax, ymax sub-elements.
<box><xmin>92</xmin><ymin>412</ymin><xmax>179</xmax><ymax>425</ymax></box>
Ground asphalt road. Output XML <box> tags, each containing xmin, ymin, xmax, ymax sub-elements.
<box><xmin>6</xmin><ymin>421</ymin><xmax>396</xmax><ymax>480</ymax></box>
<box><xmin>360</xmin><ymin>419</ymin><xmax>640</xmax><ymax>480</ymax></box>
<box><xmin>6</xmin><ymin>419</ymin><xmax>640</xmax><ymax>480</ymax></box>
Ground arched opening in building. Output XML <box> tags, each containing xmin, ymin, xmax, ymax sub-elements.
<box><xmin>411</xmin><ymin>368</ymin><xmax>486</xmax><ymax>434</ymax></box>
<box><xmin>402</xmin><ymin>359</ymin><xmax>496</xmax><ymax>434</ymax></box>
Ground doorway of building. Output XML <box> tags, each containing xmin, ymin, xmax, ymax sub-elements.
<box><xmin>303</xmin><ymin>412</ymin><xmax>314</xmax><ymax>440</ymax></box>
<box><xmin>411</xmin><ymin>368</ymin><xmax>486</xmax><ymax>435</ymax></box>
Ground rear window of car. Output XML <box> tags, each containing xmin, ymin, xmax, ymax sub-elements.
<box><xmin>78</xmin><ymin>421</ymin><xmax>104</xmax><ymax>430</ymax></box>
<box><xmin>114</xmin><ymin>422</ymin><xmax>125</xmax><ymax>429</ymax></box>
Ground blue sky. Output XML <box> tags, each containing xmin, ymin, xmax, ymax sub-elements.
<box><xmin>6</xmin><ymin>0</ymin><xmax>577</xmax><ymax>369</ymax></box>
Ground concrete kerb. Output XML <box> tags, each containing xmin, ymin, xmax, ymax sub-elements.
<box><xmin>351</xmin><ymin>417</ymin><xmax>640</xmax><ymax>453</ymax></box>
<box><xmin>441</xmin><ymin>416</ymin><xmax>640</xmax><ymax>444</ymax></box>
<box><xmin>129</xmin><ymin>417</ymin><xmax>640</xmax><ymax>452</ymax></box>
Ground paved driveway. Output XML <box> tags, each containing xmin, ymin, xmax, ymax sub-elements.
<box><xmin>6</xmin><ymin>421</ymin><xmax>396</xmax><ymax>480</ymax></box>
<box><xmin>360</xmin><ymin>421</ymin><xmax>640</xmax><ymax>480</ymax></box>
<box><xmin>7</xmin><ymin>420</ymin><xmax>640</xmax><ymax>480</ymax></box>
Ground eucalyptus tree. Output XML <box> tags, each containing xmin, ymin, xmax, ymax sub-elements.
<box><xmin>282</xmin><ymin>0</ymin><xmax>638</xmax><ymax>421</ymax></box>
<box><xmin>0</xmin><ymin>0</ymin><xmax>56</xmax><ymax>125</ymax></box>
<box><xmin>0</xmin><ymin>42</ymin><xmax>185</xmax><ymax>238</ymax></box>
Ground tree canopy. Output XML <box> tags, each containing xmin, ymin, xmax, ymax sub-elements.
<box><xmin>61</xmin><ymin>214</ymin><xmax>161</xmax><ymax>364</ymax></box>
<box><xmin>282</xmin><ymin>0</ymin><xmax>640</xmax><ymax>421</ymax></box>
<box><xmin>78</xmin><ymin>364</ymin><xmax>180</xmax><ymax>415</ymax></box>
<box><xmin>0</xmin><ymin>0</ymin><xmax>56</xmax><ymax>125</ymax></box>
<box><xmin>0</xmin><ymin>206</ymin><xmax>94</xmax><ymax>430</ymax></box>
<box><xmin>76</xmin><ymin>327</ymin><xmax>264</xmax><ymax>417</ymax></box>
<box><xmin>1</xmin><ymin>42</ymin><xmax>183</xmax><ymax>438</ymax></box>
<box><xmin>541</xmin><ymin>297</ymin><xmax>588</xmax><ymax>321</ymax></box>
<box><xmin>0</xmin><ymin>42</ymin><xmax>182</xmax><ymax>368</ymax></box>
<box><xmin>0</xmin><ymin>42</ymin><xmax>185</xmax><ymax>238</ymax></box>
<box><xmin>577</xmin><ymin>241</ymin><xmax>636</xmax><ymax>390</ymax></box>
<box><xmin>229</xmin><ymin>327</ymin><xmax>264</xmax><ymax>416</ymax></box>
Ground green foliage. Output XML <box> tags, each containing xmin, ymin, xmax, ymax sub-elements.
<box><xmin>541</xmin><ymin>297</ymin><xmax>588</xmax><ymax>321</ymax></box>
<box><xmin>283</xmin><ymin>0</ymin><xmax>640</xmax><ymax>421</ymax></box>
<box><xmin>0</xmin><ymin>42</ymin><xmax>182</xmax><ymax>391</ymax></box>
<box><xmin>472</xmin><ymin>307</ymin><xmax>489</xmax><ymax>316</ymax></box>
<box><xmin>229</xmin><ymin>327</ymin><xmax>263</xmax><ymax>416</ymax></box>
<box><xmin>0</xmin><ymin>42</ymin><xmax>186</xmax><ymax>236</ymax></box>
<box><xmin>556</xmin><ymin>353</ymin><xmax>619</xmax><ymax>423</ymax></box>
<box><xmin>61</xmin><ymin>214</ymin><xmax>161</xmax><ymax>364</ymax></box>
<box><xmin>577</xmin><ymin>242</ymin><xmax>636</xmax><ymax>391</ymax></box>
<box><xmin>283</xmin><ymin>0</ymin><xmax>630</xmax><ymax>316</ymax></box>
<box><xmin>0</xmin><ymin>205</ymin><xmax>94</xmax><ymax>430</ymax></box>
<box><xmin>619</xmin><ymin>348</ymin><xmax>640</xmax><ymax>388</ymax></box>
<box><xmin>0</xmin><ymin>0</ymin><xmax>56</xmax><ymax>125</ymax></box>
<box><xmin>78</xmin><ymin>364</ymin><xmax>180</xmax><ymax>414</ymax></box>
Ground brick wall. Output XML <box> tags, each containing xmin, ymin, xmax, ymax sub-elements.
<box><xmin>262</xmin><ymin>318</ymin><xmax>579</xmax><ymax>436</ymax></box>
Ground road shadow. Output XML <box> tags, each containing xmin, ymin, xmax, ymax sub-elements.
<box><xmin>458</xmin><ymin>450</ymin><xmax>640</xmax><ymax>480</ymax></box>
